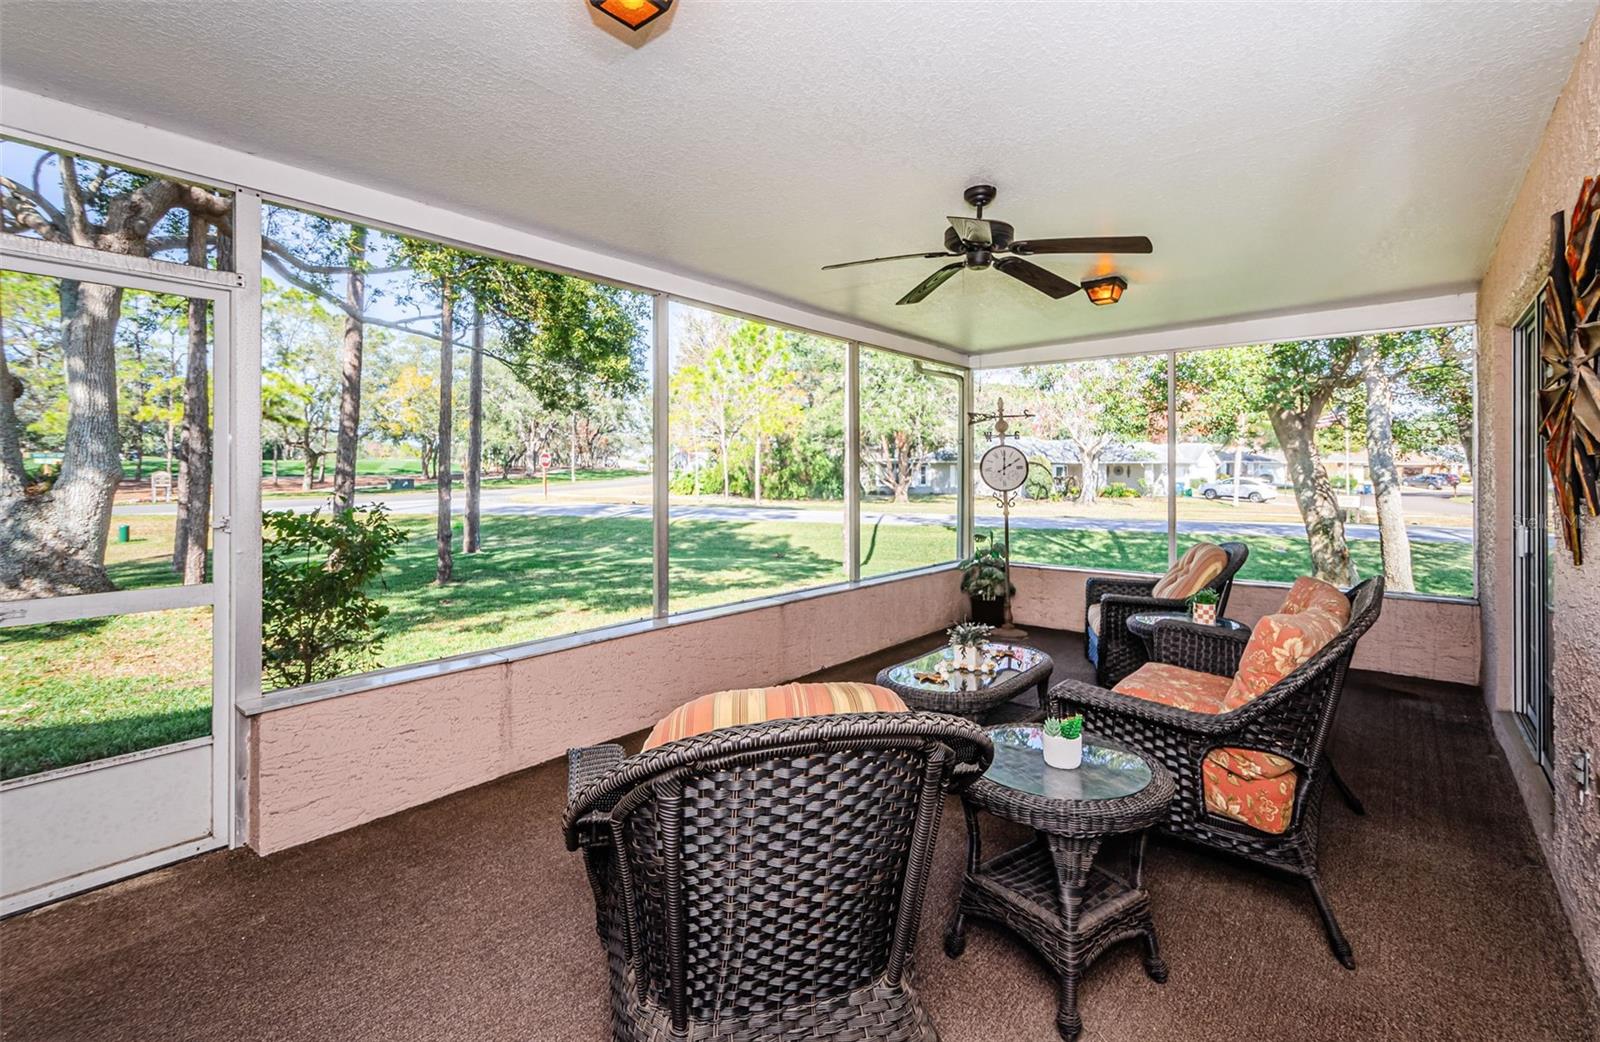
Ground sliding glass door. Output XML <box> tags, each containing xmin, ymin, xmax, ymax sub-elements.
<box><xmin>1512</xmin><ymin>300</ymin><xmax>1555</xmax><ymax>779</ymax></box>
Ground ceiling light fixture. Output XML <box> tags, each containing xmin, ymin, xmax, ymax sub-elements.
<box><xmin>591</xmin><ymin>0</ymin><xmax>671</xmax><ymax>30</ymax></box>
<box><xmin>1082</xmin><ymin>275</ymin><xmax>1127</xmax><ymax>306</ymax></box>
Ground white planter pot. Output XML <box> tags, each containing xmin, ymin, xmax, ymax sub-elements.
<box><xmin>1192</xmin><ymin>602</ymin><xmax>1218</xmax><ymax>625</ymax></box>
<box><xmin>1043</xmin><ymin>733</ymin><xmax>1082</xmax><ymax>770</ymax></box>
<box><xmin>953</xmin><ymin>645</ymin><xmax>980</xmax><ymax>671</ymax></box>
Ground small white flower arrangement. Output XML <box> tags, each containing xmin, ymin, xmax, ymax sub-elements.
<box><xmin>946</xmin><ymin>622</ymin><xmax>993</xmax><ymax>672</ymax></box>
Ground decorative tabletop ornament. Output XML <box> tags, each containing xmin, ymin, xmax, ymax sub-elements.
<box><xmin>1042</xmin><ymin>713</ymin><xmax>1084</xmax><ymax>770</ymax></box>
<box><xmin>946</xmin><ymin>622</ymin><xmax>994</xmax><ymax>671</ymax></box>
<box><xmin>1188</xmin><ymin>587</ymin><xmax>1220</xmax><ymax>625</ymax></box>
<box><xmin>1541</xmin><ymin>174</ymin><xmax>1600</xmax><ymax>565</ymax></box>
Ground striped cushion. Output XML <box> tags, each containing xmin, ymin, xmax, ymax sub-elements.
<box><xmin>1151</xmin><ymin>542</ymin><xmax>1229</xmax><ymax>599</ymax></box>
<box><xmin>642</xmin><ymin>682</ymin><xmax>908</xmax><ymax>750</ymax></box>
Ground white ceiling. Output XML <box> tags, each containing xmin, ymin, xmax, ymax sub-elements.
<box><xmin>0</xmin><ymin>1</ymin><xmax>1594</xmax><ymax>354</ymax></box>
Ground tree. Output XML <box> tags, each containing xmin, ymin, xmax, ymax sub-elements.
<box><xmin>0</xmin><ymin>149</ymin><xmax>230</xmax><ymax>595</ymax></box>
<box><xmin>1025</xmin><ymin>357</ymin><xmax>1162</xmax><ymax>505</ymax></box>
<box><xmin>332</xmin><ymin>226</ymin><xmax>368</xmax><ymax>509</ymax></box>
<box><xmin>171</xmin><ymin>220</ymin><xmax>214</xmax><ymax>583</ymax></box>
<box><xmin>465</xmin><ymin>306</ymin><xmax>485</xmax><ymax>553</ymax></box>
<box><xmin>371</xmin><ymin>364</ymin><xmax>443</xmax><ymax>477</ymax></box>
<box><xmin>859</xmin><ymin>351</ymin><xmax>957</xmax><ymax>503</ymax></box>
<box><xmin>1356</xmin><ymin>335</ymin><xmax>1415</xmax><ymax>592</ymax></box>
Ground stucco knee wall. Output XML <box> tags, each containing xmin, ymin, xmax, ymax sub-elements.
<box><xmin>1008</xmin><ymin>564</ymin><xmax>1481</xmax><ymax>686</ymax></box>
<box><xmin>246</xmin><ymin>569</ymin><xmax>967</xmax><ymax>854</ymax></box>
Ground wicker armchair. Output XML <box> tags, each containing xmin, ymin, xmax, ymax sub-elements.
<box><xmin>1084</xmin><ymin>541</ymin><xmax>1249</xmax><ymax>687</ymax></box>
<box><xmin>564</xmin><ymin>712</ymin><xmax>994</xmax><ymax>1042</ymax></box>
<box><xmin>1052</xmin><ymin>576</ymin><xmax>1383</xmax><ymax>970</ymax></box>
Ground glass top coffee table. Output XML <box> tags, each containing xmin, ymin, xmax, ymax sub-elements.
<box><xmin>875</xmin><ymin>643</ymin><xmax>1053</xmax><ymax>722</ymax></box>
<box><xmin>945</xmin><ymin>725</ymin><xmax>1175</xmax><ymax>1041</ymax></box>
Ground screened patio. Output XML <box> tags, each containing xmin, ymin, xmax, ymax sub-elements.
<box><xmin>0</xmin><ymin>3</ymin><xmax>1597</xmax><ymax>1041</ymax></box>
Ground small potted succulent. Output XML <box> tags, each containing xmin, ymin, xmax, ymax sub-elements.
<box><xmin>1188</xmin><ymin>587</ymin><xmax>1220</xmax><ymax>625</ymax></box>
<box><xmin>1042</xmin><ymin>713</ymin><xmax>1084</xmax><ymax>770</ymax></box>
<box><xmin>946</xmin><ymin>622</ymin><xmax>993</xmax><ymax>671</ymax></box>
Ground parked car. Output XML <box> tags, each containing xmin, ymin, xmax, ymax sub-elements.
<box><xmin>1404</xmin><ymin>473</ymin><xmax>1451</xmax><ymax>490</ymax></box>
<box><xmin>1199</xmin><ymin>477</ymin><xmax>1279</xmax><ymax>503</ymax></box>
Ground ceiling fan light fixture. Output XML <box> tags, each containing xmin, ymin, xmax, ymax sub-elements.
<box><xmin>1083</xmin><ymin>275</ymin><xmax>1127</xmax><ymax>306</ymax></box>
<box><xmin>591</xmin><ymin>0</ymin><xmax>671</xmax><ymax>30</ymax></box>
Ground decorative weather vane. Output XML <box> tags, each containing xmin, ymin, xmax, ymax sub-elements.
<box><xmin>970</xmin><ymin>396</ymin><xmax>1034</xmax><ymax>639</ymax></box>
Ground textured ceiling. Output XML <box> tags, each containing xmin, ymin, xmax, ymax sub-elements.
<box><xmin>0</xmin><ymin>0</ymin><xmax>1594</xmax><ymax>353</ymax></box>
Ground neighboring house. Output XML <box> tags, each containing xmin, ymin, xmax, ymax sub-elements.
<box><xmin>991</xmin><ymin>437</ymin><xmax>1222</xmax><ymax>497</ymax></box>
<box><xmin>867</xmin><ymin>446</ymin><xmax>962</xmax><ymax>496</ymax></box>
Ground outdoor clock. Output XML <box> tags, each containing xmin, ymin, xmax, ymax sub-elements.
<box><xmin>979</xmin><ymin>444</ymin><xmax>1029</xmax><ymax>492</ymax></box>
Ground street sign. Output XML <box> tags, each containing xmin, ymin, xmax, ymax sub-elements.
<box><xmin>539</xmin><ymin>451</ymin><xmax>552</xmax><ymax>471</ymax></box>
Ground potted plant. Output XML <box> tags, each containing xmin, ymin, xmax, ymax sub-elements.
<box><xmin>1188</xmin><ymin>587</ymin><xmax>1220</xmax><ymax>625</ymax></box>
<box><xmin>1042</xmin><ymin>713</ymin><xmax>1084</xmax><ymax>769</ymax></box>
<box><xmin>946</xmin><ymin>622</ymin><xmax>993</xmax><ymax>671</ymax></box>
<box><xmin>959</xmin><ymin>534</ymin><xmax>1013</xmax><ymax>626</ymax></box>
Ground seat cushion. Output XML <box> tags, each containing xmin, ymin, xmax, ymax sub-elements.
<box><xmin>1151</xmin><ymin>542</ymin><xmax>1229</xmax><ymax>600</ymax></box>
<box><xmin>1221</xmin><ymin>608</ymin><xmax>1345</xmax><ymax>710</ymax></box>
<box><xmin>1112</xmin><ymin>662</ymin><xmax>1233</xmax><ymax>714</ymax></box>
<box><xmin>1203</xmin><ymin>747</ymin><xmax>1299</xmax><ymax>834</ymax></box>
<box><xmin>643</xmin><ymin>682</ymin><xmax>907</xmax><ymax>750</ymax></box>
<box><xmin>1086</xmin><ymin>602</ymin><xmax>1102</xmax><ymax>634</ymax></box>
<box><xmin>1280</xmin><ymin>576</ymin><xmax>1351</xmax><ymax>626</ymax></box>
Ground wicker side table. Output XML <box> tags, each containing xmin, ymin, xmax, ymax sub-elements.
<box><xmin>875</xmin><ymin>643</ymin><xmax>1053</xmax><ymax>722</ymax></box>
<box><xmin>945</xmin><ymin>727</ymin><xmax>1176</xmax><ymax>1041</ymax></box>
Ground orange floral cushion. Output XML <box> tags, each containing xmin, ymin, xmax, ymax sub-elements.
<box><xmin>1221</xmin><ymin>609</ymin><xmax>1345</xmax><ymax>711</ymax></box>
<box><xmin>1112</xmin><ymin>662</ymin><xmax>1233</xmax><ymax>714</ymax></box>
<box><xmin>642</xmin><ymin>682</ymin><xmax>907</xmax><ymax>750</ymax></box>
<box><xmin>1203</xmin><ymin>747</ymin><xmax>1298</xmax><ymax>834</ymax></box>
<box><xmin>1279</xmin><ymin>576</ymin><xmax>1350</xmax><ymax>625</ymax></box>
<box><xmin>1151</xmin><ymin>542</ymin><xmax>1229</xmax><ymax>600</ymax></box>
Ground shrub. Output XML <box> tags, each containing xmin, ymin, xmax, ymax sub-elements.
<box><xmin>1101</xmin><ymin>482</ymin><xmax>1139</xmax><ymax>498</ymax></box>
<box><xmin>261</xmin><ymin>506</ymin><xmax>407</xmax><ymax>690</ymax></box>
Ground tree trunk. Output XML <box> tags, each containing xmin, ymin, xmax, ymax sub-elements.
<box><xmin>1361</xmin><ymin>345</ymin><xmax>1415</xmax><ymax>592</ymax></box>
<box><xmin>332</xmin><ymin>227</ymin><xmax>367</xmax><ymax>511</ymax></box>
<box><xmin>718</xmin><ymin>418</ymin><xmax>730</xmax><ymax>498</ymax></box>
<box><xmin>465</xmin><ymin>305</ymin><xmax>484</xmax><ymax>554</ymax></box>
<box><xmin>0</xmin><ymin>326</ymin><xmax>27</xmax><ymax>492</ymax></box>
<box><xmin>753</xmin><ymin>432</ymin><xmax>763</xmax><ymax>504</ymax></box>
<box><xmin>172</xmin><ymin>219</ymin><xmax>212</xmax><ymax>583</ymax></box>
<box><xmin>569</xmin><ymin>411</ymin><xmax>578</xmax><ymax>484</ymax></box>
<box><xmin>1076</xmin><ymin>446</ymin><xmax>1104</xmax><ymax>506</ymax></box>
<box><xmin>1270</xmin><ymin>406</ymin><xmax>1354</xmax><ymax>584</ymax></box>
<box><xmin>300</xmin><ymin>439</ymin><xmax>316</xmax><ymax>493</ymax></box>
<box><xmin>1231</xmin><ymin>418</ymin><xmax>1246</xmax><ymax>505</ymax></box>
<box><xmin>435</xmin><ymin>275</ymin><xmax>454</xmax><ymax>585</ymax></box>
<box><xmin>0</xmin><ymin>279</ymin><xmax>123</xmax><ymax>596</ymax></box>
<box><xmin>890</xmin><ymin>432</ymin><xmax>913</xmax><ymax>503</ymax></box>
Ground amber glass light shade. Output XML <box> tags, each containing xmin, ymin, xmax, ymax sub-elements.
<box><xmin>1083</xmin><ymin>275</ymin><xmax>1127</xmax><ymax>306</ymax></box>
<box><xmin>592</xmin><ymin>0</ymin><xmax>671</xmax><ymax>29</ymax></box>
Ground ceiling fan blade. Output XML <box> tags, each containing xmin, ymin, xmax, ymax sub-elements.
<box><xmin>1010</xmin><ymin>235</ymin><xmax>1153</xmax><ymax>255</ymax></box>
<box><xmin>822</xmin><ymin>251</ymin><xmax>956</xmax><ymax>270</ymax></box>
<box><xmin>994</xmin><ymin>257</ymin><xmax>1081</xmax><ymax>299</ymax></box>
<box><xmin>947</xmin><ymin>216</ymin><xmax>993</xmax><ymax>247</ymax></box>
<box><xmin>896</xmin><ymin>262</ymin><xmax>964</xmax><ymax>305</ymax></box>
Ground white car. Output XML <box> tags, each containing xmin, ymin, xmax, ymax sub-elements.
<box><xmin>1199</xmin><ymin>477</ymin><xmax>1279</xmax><ymax>503</ymax></box>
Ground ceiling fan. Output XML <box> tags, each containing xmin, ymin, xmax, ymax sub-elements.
<box><xmin>822</xmin><ymin>184</ymin><xmax>1152</xmax><ymax>305</ymax></box>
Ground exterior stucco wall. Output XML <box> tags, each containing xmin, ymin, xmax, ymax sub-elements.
<box><xmin>248</xmin><ymin>569</ymin><xmax>967</xmax><ymax>854</ymax></box>
<box><xmin>1476</xmin><ymin>9</ymin><xmax>1600</xmax><ymax>1000</ymax></box>
<box><xmin>1009</xmin><ymin>565</ymin><xmax>1480</xmax><ymax>686</ymax></box>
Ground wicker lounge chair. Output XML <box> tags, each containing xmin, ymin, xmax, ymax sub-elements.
<box><xmin>1084</xmin><ymin>541</ymin><xmax>1250</xmax><ymax>688</ymax></box>
<box><xmin>564</xmin><ymin>711</ymin><xmax>994</xmax><ymax>1042</ymax></box>
<box><xmin>1052</xmin><ymin>576</ymin><xmax>1383</xmax><ymax>969</ymax></box>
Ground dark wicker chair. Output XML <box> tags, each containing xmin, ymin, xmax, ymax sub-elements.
<box><xmin>1084</xmin><ymin>541</ymin><xmax>1250</xmax><ymax>688</ymax></box>
<box><xmin>564</xmin><ymin>711</ymin><xmax>994</xmax><ymax>1042</ymax></box>
<box><xmin>1052</xmin><ymin>576</ymin><xmax>1383</xmax><ymax>970</ymax></box>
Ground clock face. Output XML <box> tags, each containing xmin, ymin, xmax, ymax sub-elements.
<box><xmin>980</xmin><ymin>444</ymin><xmax>1029</xmax><ymax>492</ymax></box>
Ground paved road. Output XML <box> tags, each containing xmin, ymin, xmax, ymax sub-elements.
<box><xmin>116</xmin><ymin>485</ymin><xmax>1473</xmax><ymax>544</ymax></box>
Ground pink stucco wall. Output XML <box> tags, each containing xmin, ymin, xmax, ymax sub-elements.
<box><xmin>1475</xmin><ymin>9</ymin><xmax>1600</xmax><ymax>998</ymax></box>
<box><xmin>1009</xmin><ymin>565</ymin><xmax>1480</xmax><ymax>686</ymax></box>
<box><xmin>247</xmin><ymin>569</ymin><xmax>967</xmax><ymax>854</ymax></box>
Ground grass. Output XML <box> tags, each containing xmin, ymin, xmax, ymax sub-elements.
<box><xmin>0</xmin><ymin>512</ymin><xmax>1472</xmax><ymax>780</ymax></box>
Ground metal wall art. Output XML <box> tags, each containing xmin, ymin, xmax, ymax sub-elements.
<box><xmin>1541</xmin><ymin>173</ymin><xmax>1600</xmax><ymax>565</ymax></box>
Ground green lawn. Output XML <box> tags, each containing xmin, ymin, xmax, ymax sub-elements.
<box><xmin>0</xmin><ymin>513</ymin><xmax>1471</xmax><ymax>779</ymax></box>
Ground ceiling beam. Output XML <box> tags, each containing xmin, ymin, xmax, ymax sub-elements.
<box><xmin>966</xmin><ymin>287</ymin><xmax>1479</xmax><ymax>369</ymax></box>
